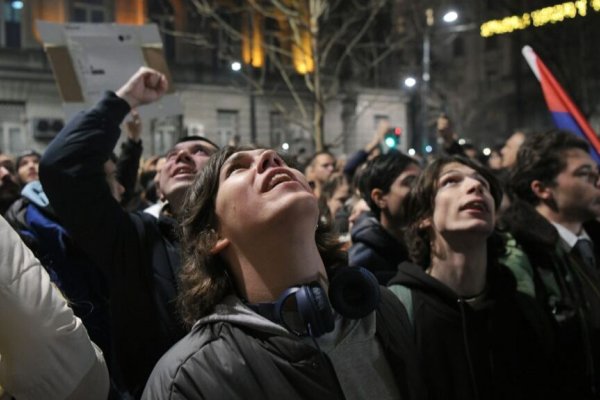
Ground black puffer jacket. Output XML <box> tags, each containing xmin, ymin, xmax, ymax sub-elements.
<box><xmin>388</xmin><ymin>261</ymin><xmax>559</xmax><ymax>400</ymax></box>
<box><xmin>349</xmin><ymin>214</ymin><xmax>408</xmax><ymax>284</ymax></box>
<box><xmin>40</xmin><ymin>93</ymin><xmax>186</xmax><ymax>396</ymax></box>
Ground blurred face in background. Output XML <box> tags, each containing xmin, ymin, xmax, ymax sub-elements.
<box><xmin>17</xmin><ymin>155</ymin><xmax>39</xmax><ymax>185</ymax></box>
<box><xmin>311</xmin><ymin>153</ymin><xmax>336</xmax><ymax>184</ymax></box>
<box><xmin>501</xmin><ymin>132</ymin><xmax>525</xmax><ymax>168</ymax></box>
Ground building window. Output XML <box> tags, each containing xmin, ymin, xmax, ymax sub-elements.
<box><xmin>72</xmin><ymin>0</ymin><xmax>109</xmax><ymax>23</ymax></box>
<box><xmin>2</xmin><ymin>0</ymin><xmax>22</xmax><ymax>48</ymax></box>
<box><xmin>153</xmin><ymin>125</ymin><xmax>175</xmax><ymax>156</ymax></box>
<box><xmin>217</xmin><ymin>110</ymin><xmax>239</xmax><ymax>147</ymax></box>
<box><xmin>269</xmin><ymin>111</ymin><xmax>285</xmax><ymax>147</ymax></box>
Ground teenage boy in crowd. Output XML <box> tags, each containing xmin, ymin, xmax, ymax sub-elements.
<box><xmin>349</xmin><ymin>152</ymin><xmax>421</xmax><ymax>284</ymax></box>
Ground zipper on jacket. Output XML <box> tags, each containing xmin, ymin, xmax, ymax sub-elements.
<box><xmin>458</xmin><ymin>298</ymin><xmax>480</xmax><ymax>400</ymax></box>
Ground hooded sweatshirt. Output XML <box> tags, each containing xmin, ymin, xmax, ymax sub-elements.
<box><xmin>388</xmin><ymin>261</ymin><xmax>559</xmax><ymax>400</ymax></box>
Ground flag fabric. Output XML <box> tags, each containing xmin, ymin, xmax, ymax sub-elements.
<box><xmin>522</xmin><ymin>45</ymin><xmax>600</xmax><ymax>164</ymax></box>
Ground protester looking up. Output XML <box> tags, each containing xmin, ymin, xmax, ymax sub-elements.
<box><xmin>143</xmin><ymin>147</ymin><xmax>423</xmax><ymax>400</ymax></box>
<box><xmin>388</xmin><ymin>155</ymin><xmax>558</xmax><ymax>400</ymax></box>
<box><xmin>40</xmin><ymin>67</ymin><xmax>219</xmax><ymax>396</ymax></box>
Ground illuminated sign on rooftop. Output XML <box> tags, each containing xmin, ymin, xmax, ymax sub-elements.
<box><xmin>480</xmin><ymin>0</ymin><xmax>600</xmax><ymax>37</ymax></box>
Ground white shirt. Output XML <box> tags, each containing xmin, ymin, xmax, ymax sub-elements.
<box><xmin>550</xmin><ymin>221</ymin><xmax>592</xmax><ymax>250</ymax></box>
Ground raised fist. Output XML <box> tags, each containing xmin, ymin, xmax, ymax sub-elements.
<box><xmin>116</xmin><ymin>67</ymin><xmax>168</xmax><ymax>109</ymax></box>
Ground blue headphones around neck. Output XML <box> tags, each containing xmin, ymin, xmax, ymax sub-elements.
<box><xmin>247</xmin><ymin>266</ymin><xmax>380</xmax><ymax>337</ymax></box>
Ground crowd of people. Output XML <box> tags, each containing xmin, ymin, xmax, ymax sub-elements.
<box><xmin>0</xmin><ymin>66</ymin><xmax>599</xmax><ymax>400</ymax></box>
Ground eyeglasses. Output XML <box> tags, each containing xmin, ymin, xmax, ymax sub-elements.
<box><xmin>573</xmin><ymin>169</ymin><xmax>600</xmax><ymax>185</ymax></box>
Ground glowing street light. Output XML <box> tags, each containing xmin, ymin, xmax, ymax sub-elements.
<box><xmin>404</xmin><ymin>77</ymin><xmax>417</xmax><ymax>88</ymax></box>
<box><xmin>408</xmin><ymin>148</ymin><xmax>416</xmax><ymax>156</ymax></box>
<box><xmin>11</xmin><ymin>1</ymin><xmax>23</xmax><ymax>9</ymax></box>
<box><xmin>443</xmin><ymin>10</ymin><xmax>458</xmax><ymax>23</ymax></box>
<box><xmin>231</xmin><ymin>61</ymin><xmax>242</xmax><ymax>72</ymax></box>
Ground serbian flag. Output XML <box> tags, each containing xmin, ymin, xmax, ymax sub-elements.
<box><xmin>522</xmin><ymin>45</ymin><xmax>600</xmax><ymax>164</ymax></box>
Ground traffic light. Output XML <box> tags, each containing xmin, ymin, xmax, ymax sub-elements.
<box><xmin>384</xmin><ymin>127</ymin><xmax>402</xmax><ymax>149</ymax></box>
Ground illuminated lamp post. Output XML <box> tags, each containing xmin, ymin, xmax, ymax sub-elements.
<box><xmin>420</xmin><ymin>9</ymin><xmax>461</xmax><ymax>153</ymax></box>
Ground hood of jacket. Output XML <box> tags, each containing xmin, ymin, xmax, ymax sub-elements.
<box><xmin>351</xmin><ymin>215</ymin><xmax>400</xmax><ymax>252</ymax></box>
<box><xmin>388</xmin><ymin>261</ymin><xmax>517</xmax><ymax>309</ymax></box>
<box><xmin>192</xmin><ymin>295</ymin><xmax>294</xmax><ymax>338</ymax></box>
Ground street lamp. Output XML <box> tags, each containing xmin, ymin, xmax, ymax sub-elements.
<box><xmin>420</xmin><ymin>8</ymin><xmax>460</xmax><ymax>153</ymax></box>
<box><xmin>230</xmin><ymin>61</ymin><xmax>257</xmax><ymax>144</ymax></box>
<box><xmin>442</xmin><ymin>10</ymin><xmax>458</xmax><ymax>23</ymax></box>
<box><xmin>404</xmin><ymin>76</ymin><xmax>417</xmax><ymax>88</ymax></box>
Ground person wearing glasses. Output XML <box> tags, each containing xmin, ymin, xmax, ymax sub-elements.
<box><xmin>500</xmin><ymin>130</ymin><xmax>600</xmax><ymax>398</ymax></box>
<box><xmin>40</xmin><ymin>68</ymin><xmax>219</xmax><ymax>396</ymax></box>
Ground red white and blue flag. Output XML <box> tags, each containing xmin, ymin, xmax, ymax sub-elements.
<box><xmin>522</xmin><ymin>45</ymin><xmax>600</xmax><ymax>164</ymax></box>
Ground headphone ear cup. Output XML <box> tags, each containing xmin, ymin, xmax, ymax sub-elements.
<box><xmin>296</xmin><ymin>284</ymin><xmax>335</xmax><ymax>337</ymax></box>
<box><xmin>329</xmin><ymin>267</ymin><xmax>381</xmax><ymax>319</ymax></box>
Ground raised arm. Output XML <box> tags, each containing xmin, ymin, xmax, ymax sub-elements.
<box><xmin>0</xmin><ymin>216</ymin><xmax>109</xmax><ymax>400</ymax></box>
<box><xmin>39</xmin><ymin>67</ymin><xmax>167</xmax><ymax>271</ymax></box>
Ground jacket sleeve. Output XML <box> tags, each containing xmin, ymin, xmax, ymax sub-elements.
<box><xmin>117</xmin><ymin>138</ymin><xmax>143</xmax><ymax>207</ymax></box>
<box><xmin>0</xmin><ymin>215</ymin><xmax>109</xmax><ymax>400</ymax></box>
<box><xmin>39</xmin><ymin>92</ymin><xmax>135</xmax><ymax>273</ymax></box>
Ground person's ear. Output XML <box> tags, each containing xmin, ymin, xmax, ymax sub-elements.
<box><xmin>418</xmin><ymin>217</ymin><xmax>432</xmax><ymax>230</ymax></box>
<box><xmin>370</xmin><ymin>188</ymin><xmax>387</xmax><ymax>209</ymax></box>
<box><xmin>530</xmin><ymin>180</ymin><xmax>553</xmax><ymax>201</ymax></box>
<box><xmin>210</xmin><ymin>237</ymin><xmax>230</xmax><ymax>255</ymax></box>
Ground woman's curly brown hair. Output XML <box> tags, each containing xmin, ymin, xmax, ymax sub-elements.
<box><xmin>177</xmin><ymin>146</ymin><xmax>347</xmax><ymax>328</ymax></box>
<box><xmin>403</xmin><ymin>155</ymin><xmax>505</xmax><ymax>269</ymax></box>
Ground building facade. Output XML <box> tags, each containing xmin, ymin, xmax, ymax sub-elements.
<box><xmin>0</xmin><ymin>0</ymin><xmax>411</xmax><ymax>159</ymax></box>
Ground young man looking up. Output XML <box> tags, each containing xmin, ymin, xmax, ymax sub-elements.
<box><xmin>40</xmin><ymin>67</ymin><xmax>219</xmax><ymax>396</ymax></box>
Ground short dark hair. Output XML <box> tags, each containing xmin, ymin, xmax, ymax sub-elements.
<box><xmin>305</xmin><ymin>150</ymin><xmax>336</xmax><ymax>170</ymax></box>
<box><xmin>176</xmin><ymin>135</ymin><xmax>220</xmax><ymax>150</ymax></box>
<box><xmin>403</xmin><ymin>155</ymin><xmax>504</xmax><ymax>269</ymax></box>
<box><xmin>15</xmin><ymin>150</ymin><xmax>41</xmax><ymax>169</ymax></box>
<box><xmin>178</xmin><ymin>146</ymin><xmax>347</xmax><ymax>328</ymax></box>
<box><xmin>509</xmin><ymin>130</ymin><xmax>589</xmax><ymax>205</ymax></box>
<box><xmin>358</xmin><ymin>151</ymin><xmax>418</xmax><ymax>219</ymax></box>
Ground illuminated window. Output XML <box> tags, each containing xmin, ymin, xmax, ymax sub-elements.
<box><xmin>2</xmin><ymin>0</ymin><xmax>22</xmax><ymax>48</ymax></box>
<box><xmin>72</xmin><ymin>0</ymin><xmax>109</xmax><ymax>23</ymax></box>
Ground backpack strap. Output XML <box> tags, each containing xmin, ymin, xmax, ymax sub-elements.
<box><xmin>376</xmin><ymin>287</ymin><xmax>426</xmax><ymax>400</ymax></box>
<box><xmin>389</xmin><ymin>284</ymin><xmax>414</xmax><ymax>328</ymax></box>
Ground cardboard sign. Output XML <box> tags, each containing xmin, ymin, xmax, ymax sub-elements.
<box><xmin>37</xmin><ymin>21</ymin><xmax>182</xmax><ymax>119</ymax></box>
